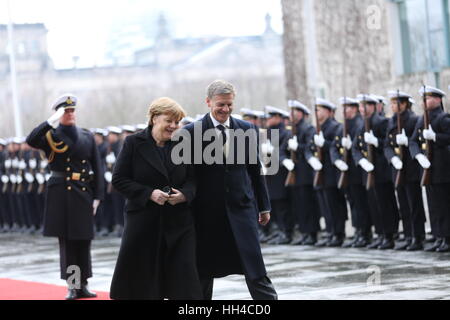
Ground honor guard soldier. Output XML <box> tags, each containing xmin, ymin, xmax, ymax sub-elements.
<box><xmin>261</xmin><ymin>106</ymin><xmax>292</xmax><ymax>245</ymax></box>
<box><xmin>330</xmin><ymin>97</ymin><xmax>372</xmax><ymax>248</ymax></box>
<box><xmin>283</xmin><ymin>100</ymin><xmax>321</xmax><ymax>245</ymax></box>
<box><xmin>26</xmin><ymin>94</ymin><xmax>104</xmax><ymax>299</ymax></box>
<box><xmin>410</xmin><ymin>86</ymin><xmax>450</xmax><ymax>252</ymax></box>
<box><xmin>352</xmin><ymin>94</ymin><xmax>400</xmax><ymax>249</ymax></box>
<box><xmin>384</xmin><ymin>91</ymin><xmax>426</xmax><ymax>251</ymax></box>
<box><xmin>0</xmin><ymin>139</ymin><xmax>7</xmax><ymax>232</ymax></box>
<box><xmin>309</xmin><ymin>98</ymin><xmax>348</xmax><ymax>247</ymax></box>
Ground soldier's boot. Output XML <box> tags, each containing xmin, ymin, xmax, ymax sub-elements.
<box><xmin>98</xmin><ymin>227</ymin><xmax>110</xmax><ymax>237</ymax></box>
<box><xmin>78</xmin><ymin>282</ymin><xmax>97</xmax><ymax>299</ymax></box>
<box><xmin>378</xmin><ymin>234</ymin><xmax>395</xmax><ymax>250</ymax></box>
<box><xmin>291</xmin><ymin>234</ymin><xmax>307</xmax><ymax>245</ymax></box>
<box><xmin>436</xmin><ymin>237</ymin><xmax>450</xmax><ymax>253</ymax></box>
<box><xmin>367</xmin><ymin>235</ymin><xmax>384</xmax><ymax>249</ymax></box>
<box><xmin>302</xmin><ymin>233</ymin><xmax>318</xmax><ymax>246</ymax></box>
<box><xmin>65</xmin><ymin>288</ymin><xmax>80</xmax><ymax>300</ymax></box>
<box><xmin>406</xmin><ymin>236</ymin><xmax>424</xmax><ymax>251</ymax></box>
<box><xmin>394</xmin><ymin>237</ymin><xmax>412</xmax><ymax>251</ymax></box>
<box><xmin>268</xmin><ymin>232</ymin><xmax>291</xmax><ymax>245</ymax></box>
<box><xmin>342</xmin><ymin>230</ymin><xmax>360</xmax><ymax>248</ymax></box>
<box><xmin>425</xmin><ymin>238</ymin><xmax>443</xmax><ymax>252</ymax></box>
<box><xmin>352</xmin><ymin>235</ymin><xmax>371</xmax><ymax>248</ymax></box>
<box><xmin>315</xmin><ymin>235</ymin><xmax>332</xmax><ymax>247</ymax></box>
<box><xmin>327</xmin><ymin>234</ymin><xmax>345</xmax><ymax>247</ymax></box>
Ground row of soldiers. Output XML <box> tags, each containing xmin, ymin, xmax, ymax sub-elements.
<box><xmin>256</xmin><ymin>85</ymin><xmax>450</xmax><ymax>253</ymax></box>
<box><xmin>0</xmin><ymin>125</ymin><xmax>147</xmax><ymax>237</ymax></box>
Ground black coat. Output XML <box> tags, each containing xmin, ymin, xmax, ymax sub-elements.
<box><xmin>330</xmin><ymin>115</ymin><xmax>365</xmax><ymax>186</ymax></box>
<box><xmin>352</xmin><ymin>113</ymin><xmax>392</xmax><ymax>184</ymax></box>
<box><xmin>109</xmin><ymin>127</ymin><xmax>202</xmax><ymax>300</ymax></box>
<box><xmin>410</xmin><ymin>107</ymin><xmax>450</xmax><ymax>184</ymax></box>
<box><xmin>26</xmin><ymin>122</ymin><xmax>104</xmax><ymax>240</ymax></box>
<box><xmin>184</xmin><ymin>114</ymin><xmax>271</xmax><ymax>281</ymax></box>
<box><xmin>281</xmin><ymin>119</ymin><xmax>316</xmax><ymax>186</ymax></box>
<box><xmin>384</xmin><ymin>110</ymin><xmax>421</xmax><ymax>183</ymax></box>
<box><xmin>265</xmin><ymin>123</ymin><xmax>290</xmax><ymax>200</ymax></box>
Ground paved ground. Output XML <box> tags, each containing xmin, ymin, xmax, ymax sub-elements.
<box><xmin>0</xmin><ymin>233</ymin><xmax>449</xmax><ymax>300</ymax></box>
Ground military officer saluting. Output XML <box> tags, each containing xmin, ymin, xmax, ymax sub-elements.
<box><xmin>410</xmin><ymin>86</ymin><xmax>450</xmax><ymax>252</ymax></box>
<box><xmin>26</xmin><ymin>94</ymin><xmax>104</xmax><ymax>300</ymax></box>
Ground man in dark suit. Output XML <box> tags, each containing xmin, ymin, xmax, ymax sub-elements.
<box><xmin>26</xmin><ymin>94</ymin><xmax>104</xmax><ymax>300</ymax></box>
<box><xmin>184</xmin><ymin>80</ymin><xmax>277</xmax><ymax>300</ymax></box>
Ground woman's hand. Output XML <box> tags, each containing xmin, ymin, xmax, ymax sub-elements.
<box><xmin>150</xmin><ymin>189</ymin><xmax>170</xmax><ymax>206</ymax></box>
<box><xmin>167</xmin><ymin>188</ymin><xmax>187</xmax><ymax>206</ymax></box>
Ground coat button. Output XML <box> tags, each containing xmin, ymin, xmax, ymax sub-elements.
<box><xmin>67</xmin><ymin>186</ymin><xmax>72</xmax><ymax>191</ymax></box>
<box><xmin>81</xmin><ymin>178</ymin><xmax>85</xmax><ymax>182</ymax></box>
<box><xmin>66</xmin><ymin>177</ymin><xmax>70</xmax><ymax>181</ymax></box>
<box><xmin>66</xmin><ymin>158</ymin><xmax>70</xmax><ymax>162</ymax></box>
<box><xmin>82</xmin><ymin>169</ymin><xmax>86</xmax><ymax>173</ymax></box>
<box><xmin>66</xmin><ymin>167</ymin><xmax>71</xmax><ymax>172</ymax></box>
<box><xmin>82</xmin><ymin>160</ymin><xmax>87</xmax><ymax>164</ymax></box>
<box><xmin>82</xmin><ymin>187</ymin><xmax>86</xmax><ymax>191</ymax></box>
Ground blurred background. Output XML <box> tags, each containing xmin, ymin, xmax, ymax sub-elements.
<box><xmin>1</xmin><ymin>0</ymin><xmax>450</xmax><ymax>138</ymax></box>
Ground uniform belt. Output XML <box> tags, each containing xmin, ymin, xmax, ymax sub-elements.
<box><xmin>50</xmin><ymin>171</ymin><xmax>90</xmax><ymax>181</ymax></box>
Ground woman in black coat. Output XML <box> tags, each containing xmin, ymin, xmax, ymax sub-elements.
<box><xmin>110</xmin><ymin>97</ymin><xmax>202</xmax><ymax>300</ymax></box>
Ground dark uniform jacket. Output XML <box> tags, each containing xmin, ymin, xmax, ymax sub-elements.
<box><xmin>26</xmin><ymin>122</ymin><xmax>104</xmax><ymax>240</ymax></box>
<box><xmin>352</xmin><ymin>113</ymin><xmax>391</xmax><ymax>184</ymax></box>
<box><xmin>384</xmin><ymin>110</ymin><xmax>421</xmax><ymax>183</ymax></box>
<box><xmin>409</xmin><ymin>107</ymin><xmax>450</xmax><ymax>184</ymax></box>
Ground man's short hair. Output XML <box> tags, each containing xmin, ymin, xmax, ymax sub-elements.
<box><xmin>207</xmin><ymin>80</ymin><xmax>236</xmax><ymax>99</ymax></box>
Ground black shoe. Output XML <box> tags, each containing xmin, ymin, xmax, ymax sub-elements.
<box><xmin>367</xmin><ymin>236</ymin><xmax>384</xmax><ymax>249</ymax></box>
<box><xmin>302</xmin><ymin>233</ymin><xmax>318</xmax><ymax>246</ymax></box>
<box><xmin>327</xmin><ymin>235</ymin><xmax>345</xmax><ymax>247</ymax></box>
<box><xmin>353</xmin><ymin>237</ymin><xmax>370</xmax><ymax>248</ymax></box>
<box><xmin>98</xmin><ymin>228</ymin><xmax>110</xmax><ymax>237</ymax></box>
<box><xmin>378</xmin><ymin>237</ymin><xmax>395</xmax><ymax>250</ymax></box>
<box><xmin>267</xmin><ymin>233</ymin><xmax>291</xmax><ymax>245</ymax></box>
<box><xmin>78</xmin><ymin>285</ymin><xmax>97</xmax><ymax>299</ymax></box>
<box><xmin>342</xmin><ymin>236</ymin><xmax>359</xmax><ymax>248</ymax></box>
<box><xmin>261</xmin><ymin>231</ymin><xmax>280</xmax><ymax>243</ymax></box>
<box><xmin>436</xmin><ymin>238</ymin><xmax>450</xmax><ymax>253</ymax></box>
<box><xmin>65</xmin><ymin>289</ymin><xmax>80</xmax><ymax>300</ymax></box>
<box><xmin>406</xmin><ymin>237</ymin><xmax>424</xmax><ymax>251</ymax></box>
<box><xmin>315</xmin><ymin>237</ymin><xmax>331</xmax><ymax>247</ymax></box>
<box><xmin>394</xmin><ymin>237</ymin><xmax>412</xmax><ymax>251</ymax></box>
<box><xmin>425</xmin><ymin>238</ymin><xmax>443</xmax><ymax>252</ymax></box>
<box><xmin>291</xmin><ymin>234</ymin><xmax>307</xmax><ymax>245</ymax></box>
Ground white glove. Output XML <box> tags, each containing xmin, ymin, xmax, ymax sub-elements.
<box><xmin>35</xmin><ymin>173</ymin><xmax>45</xmax><ymax>185</ymax></box>
<box><xmin>25</xmin><ymin>173</ymin><xmax>35</xmax><ymax>183</ymax></box>
<box><xmin>308</xmin><ymin>156</ymin><xmax>323</xmax><ymax>171</ymax></box>
<box><xmin>423</xmin><ymin>126</ymin><xmax>436</xmax><ymax>142</ymax></box>
<box><xmin>104</xmin><ymin>171</ymin><xmax>113</xmax><ymax>183</ymax></box>
<box><xmin>106</xmin><ymin>152</ymin><xmax>116</xmax><ymax>165</ymax></box>
<box><xmin>19</xmin><ymin>160</ymin><xmax>26</xmax><ymax>170</ymax></box>
<box><xmin>29</xmin><ymin>159</ymin><xmax>37</xmax><ymax>169</ymax></box>
<box><xmin>282</xmin><ymin>159</ymin><xmax>295</xmax><ymax>171</ymax></box>
<box><xmin>390</xmin><ymin>156</ymin><xmax>403</xmax><ymax>170</ymax></box>
<box><xmin>47</xmin><ymin>107</ymin><xmax>65</xmax><ymax>129</ymax></box>
<box><xmin>342</xmin><ymin>135</ymin><xmax>352</xmax><ymax>150</ymax></box>
<box><xmin>16</xmin><ymin>175</ymin><xmax>23</xmax><ymax>184</ymax></box>
<box><xmin>12</xmin><ymin>158</ymin><xmax>19</xmax><ymax>169</ymax></box>
<box><xmin>45</xmin><ymin>173</ymin><xmax>51</xmax><ymax>181</ymax></box>
<box><xmin>1</xmin><ymin>175</ymin><xmax>9</xmax><ymax>184</ymax></box>
<box><xmin>396</xmin><ymin>129</ymin><xmax>408</xmax><ymax>147</ymax></box>
<box><xmin>261</xmin><ymin>163</ymin><xmax>268</xmax><ymax>175</ymax></box>
<box><xmin>9</xmin><ymin>174</ymin><xmax>17</xmax><ymax>184</ymax></box>
<box><xmin>364</xmin><ymin>130</ymin><xmax>379</xmax><ymax>147</ymax></box>
<box><xmin>260</xmin><ymin>141</ymin><xmax>274</xmax><ymax>156</ymax></box>
<box><xmin>93</xmin><ymin>199</ymin><xmax>101</xmax><ymax>216</ymax></box>
<box><xmin>415</xmin><ymin>154</ymin><xmax>431</xmax><ymax>169</ymax></box>
<box><xmin>5</xmin><ymin>159</ymin><xmax>11</xmax><ymax>169</ymax></box>
<box><xmin>358</xmin><ymin>158</ymin><xmax>374</xmax><ymax>172</ymax></box>
<box><xmin>334</xmin><ymin>159</ymin><xmax>349</xmax><ymax>172</ymax></box>
<box><xmin>40</xmin><ymin>160</ymin><xmax>48</xmax><ymax>169</ymax></box>
<box><xmin>314</xmin><ymin>131</ymin><xmax>325</xmax><ymax>148</ymax></box>
<box><xmin>288</xmin><ymin>136</ymin><xmax>298</xmax><ymax>152</ymax></box>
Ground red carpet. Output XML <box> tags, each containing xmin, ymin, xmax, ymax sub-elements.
<box><xmin>0</xmin><ymin>278</ymin><xmax>110</xmax><ymax>300</ymax></box>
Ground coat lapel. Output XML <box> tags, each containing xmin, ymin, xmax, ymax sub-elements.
<box><xmin>136</xmin><ymin>128</ymin><xmax>169</xmax><ymax>180</ymax></box>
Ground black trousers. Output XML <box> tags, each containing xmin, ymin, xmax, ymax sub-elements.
<box><xmin>200</xmin><ymin>276</ymin><xmax>277</xmax><ymax>300</ymax></box>
<box><xmin>58</xmin><ymin>238</ymin><xmax>92</xmax><ymax>284</ymax></box>
<box><xmin>367</xmin><ymin>182</ymin><xmax>399</xmax><ymax>236</ymax></box>
<box><xmin>396</xmin><ymin>183</ymin><xmax>426</xmax><ymax>238</ymax></box>
<box><xmin>270</xmin><ymin>199</ymin><xmax>291</xmax><ymax>234</ymax></box>
<box><xmin>426</xmin><ymin>183</ymin><xmax>450</xmax><ymax>238</ymax></box>
<box><xmin>316</xmin><ymin>187</ymin><xmax>347</xmax><ymax>235</ymax></box>
<box><xmin>347</xmin><ymin>184</ymin><xmax>372</xmax><ymax>233</ymax></box>
<box><xmin>291</xmin><ymin>186</ymin><xmax>321</xmax><ymax>234</ymax></box>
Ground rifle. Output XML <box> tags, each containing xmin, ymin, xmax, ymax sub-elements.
<box><xmin>394</xmin><ymin>90</ymin><xmax>406</xmax><ymax>187</ymax></box>
<box><xmin>338</xmin><ymin>100</ymin><xmax>349</xmax><ymax>189</ymax></box>
<box><xmin>421</xmin><ymin>85</ymin><xmax>432</xmax><ymax>186</ymax></box>
<box><xmin>313</xmin><ymin>102</ymin><xmax>324</xmax><ymax>188</ymax></box>
<box><xmin>285</xmin><ymin>105</ymin><xmax>297</xmax><ymax>186</ymax></box>
<box><xmin>363</xmin><ymin>96</ymin><xmax>375</xmax><ymax>190</ymax></box>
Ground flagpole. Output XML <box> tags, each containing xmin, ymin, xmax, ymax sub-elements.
<box><xmin>6</xmin><ymin>0</ymin><xmax>23</xmax><ymax>137</ymax></box>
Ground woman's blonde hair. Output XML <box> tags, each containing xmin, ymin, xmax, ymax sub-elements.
<box><xmin>147</xmin><ymin>97</ymin><xmax>186</xmax><ymax>126</ymax></box>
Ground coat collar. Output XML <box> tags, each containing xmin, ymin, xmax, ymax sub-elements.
<box><xmin>135</xmin><ymin>127</ymin><xmax>169</xmax><ymax>180</ymax></box>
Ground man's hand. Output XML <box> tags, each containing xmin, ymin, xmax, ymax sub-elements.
<box><xmin>391</xmin><ymin>156</ymin><xmax>403</xmax><ymax>170</ymax></box>
<box><xmin>288</xmin><ymin>136</ymin><xmax>298</xmax><ymax>152</ymax></box>
<box><xmin>260</xmin><ymin>141</ymin><xmax>274</xmax><ymax>156</ymax></box>
<box><xmin>423</xmin><ymin>126</ymin><xmax>436</xmax><ymax>142</ymax></box>
<box><xmin>307</xmin><ymin>156</ymin><xmax>323</xmax><ymax>171</ymax></box>
<box><xmin>334</xmin><ymin>159</ymin><xmax>349</xmax><ymax>172</ymax></box>
<box><xmin>358</xmin><ymin>158</ymin><xmax>374</xmax><ymax>172</ymax></box>
<box><xmin>314</xmin><ymin>131</ymin><xmax>325</xmax><ymax>148</ymax></box>
<box><xmin>342</xmin><ymin>135</ymin><xmax>352</xmax><ymax>150</ymax></box>
<box><xmin>396</xmin><ymin>129</ymin><xmax>409</xmax><ymax>146</ymax></box>
<box><xmin>364</xmin><ymin>130</ymin><xmax>379</xmax><ymax>147</ymax></box>
<box><xmin>47</xmin><ymin>108</ymin><xmax>65</xmax><ymax>129</ymax></box>
<box><xmin>259</xmin><ymin>212</ymin><xmax>271</xmax><ymax>226</ymax></box>
<box><xmin>415</xmin><ymin>154</ymin><xmax>431</xmax><ymax>169</ymax></box>
<box><xmin>150</xmin><ymin>189</ymin><xmax>170</xmax><ymax>206</ymax></box>
<box><xmin>282</xmin><ymin>159</ymin><xmax>295</xmax><ymax>171</ymax></box>
<box><xmin>93</xmin><ymin>199</ymin><xmax>100</xmax><ymax>216</ymax></box>
<box><xmin>167</xmin><ymin>188</ymin><xmax>187</xmax><ymax>206</ymax></box>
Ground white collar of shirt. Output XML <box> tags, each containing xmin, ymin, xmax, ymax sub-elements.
<box><xmin>209</xmin><ymin>113</ymin><xmax>230</xmax><ymax>129</ymax></box>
